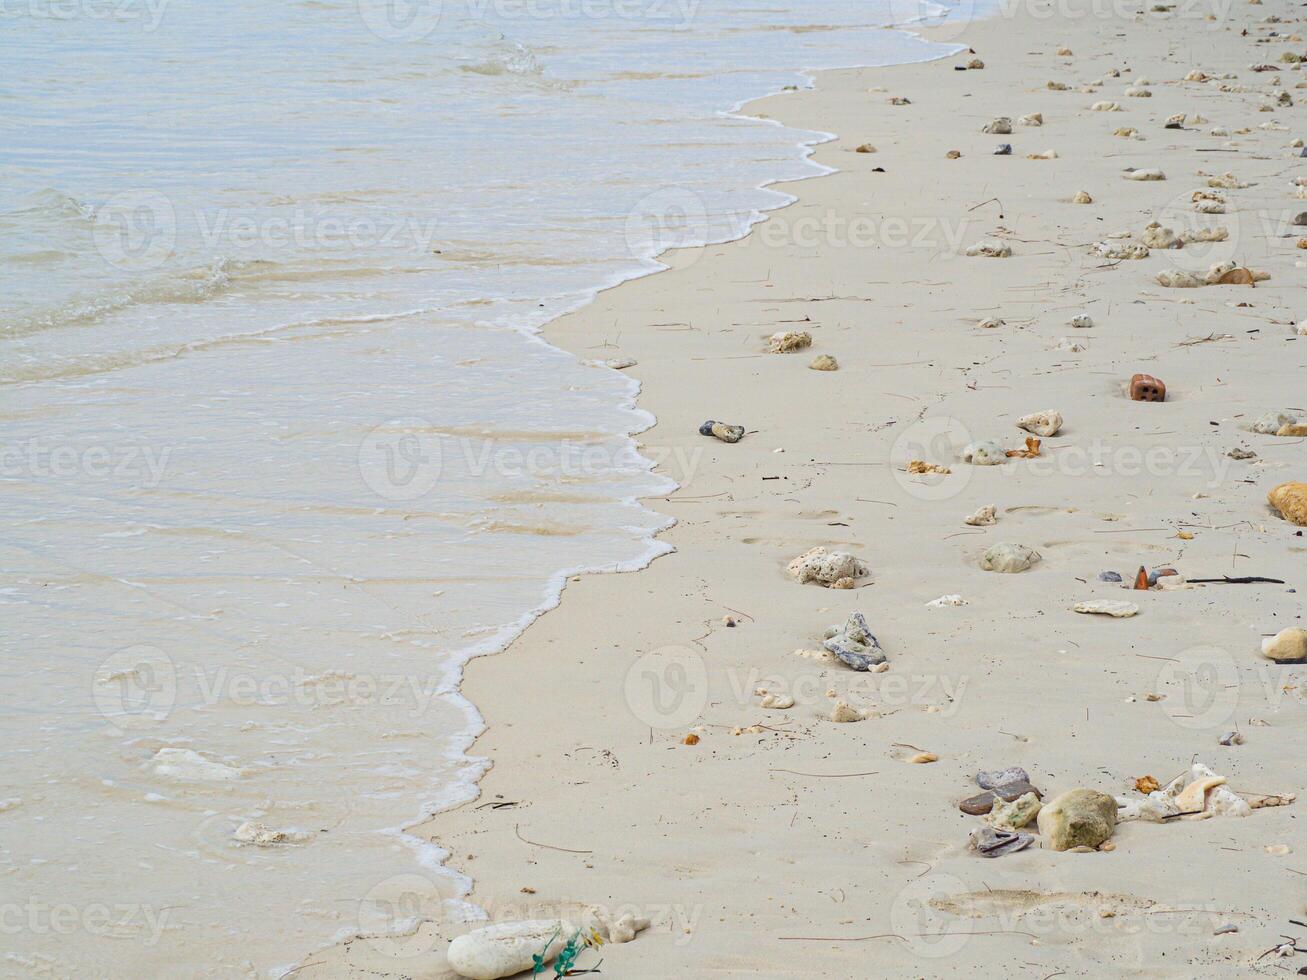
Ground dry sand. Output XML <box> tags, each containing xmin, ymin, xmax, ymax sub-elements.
<box><xmin>299</xmin><ymin>1</ymin><xmax>1307</xmax><ymax>976</ymax></box>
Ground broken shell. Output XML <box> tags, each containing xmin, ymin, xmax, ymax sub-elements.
<box><xmin>910</xmin><ymin>752</ymin><xmax>938</xmax><ymax>764</ymax></box>
<box><xmin>967</xmin><ymin>58</ymin><xmax>985</xmax><ymax>69</ymax></box>
<box><xmin>946</xmin><ymin>149</ymin><xmax>962</xmax><ymax>159</ymax></box>
<box><xmin>927</xmin><ymin>593</ymin><xmax>968</xmax><ymax>607</ymax></box>
<box><xmin>1175</xmin><ymin>775</ymin><xmax>1227</xmax><ymax>813</ymax></box>
<box><xmin>1261</xmin><ymin>627</ymin><xmax>1307</xmax><ymax>664</ymax></box>
<box><xmin>1092</xmin><ymin>101</ymin><xmax>1123</xmax><ymax>111</ymax></box>
<box><xmin>808</xmin><ymin>353</ymin><xmax>839</xmax><ymax>371</ymax></box>
<box><xmin>964</xmin><ymin>504</ymin><xmax>998</xmax><ymax>526</ymax></box>
<box><xmin>1164</xmin><ymin>113</ymin><xmax>1186</xmax><ymax>128</ymax></box>
<box><xmin>1070</xmin><ymin>313</ymin><xmax>1094</xmax><ymax>328</ymax></box>
<box><xmin>1026</xmin><ymin>149</ymin><xmax>1058</xmax><ymax>160</ymax></box>
<box><xmin>1020</xmin><ymin>112</ymin><xmax>1043</xmax><ymax>126</ymax></box>
<box><xmin>855</xmin><ymin>143</ymin><xmax>877</xmax><ymax>153</ymax></box>
<box><xmin>977</xmin><ymin>316</ymin><xmax>1005</xmax><ymax>329</ymax></box>
<box><xmin>682</xmin><ymin>733</ymin><xmax>700</xmax><ymax>745</ymax></box>
<box><xmin>906</xmin><ymin>460</ymin><xmax>950</xmax><ymax>475</ymax></box>
<box><xmin>980</xmin><ymin>542</ymin><xmax>1041</xmax><ymax>573</ymax></box>
<box><xmin>759</xmin><ymin>692</ymin><xmax>795</xmax><ymax>710</ymax></box>
<box><xmin>1072</xmin><ymin>190</ymin><xmax>1093</xmax><ymax>203</ymax></box>
<box><xmin>1124</xmin><ymin>167</ymin><xmax>1166</xmax><ymax>180</ymax></box>
<box><xmin>965</xmin><ymin>240</ymin><xmax>1012</xmax><ymax>258</ymax></box>
<box><xmin>982</xmin><ymin>116</ymin><xmax>1013</xmax><ymax>134</ymax></box>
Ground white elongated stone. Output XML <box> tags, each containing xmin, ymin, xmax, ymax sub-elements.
<box><xmin>447</xmin><ymin>921</ymin><xmax>571</xmax><ymax>980</ymax></box>
<box><xmin>1124</xmin><ymin>168</ymin><xmax>1166</xmax><ymax>180</ymax></box>
<box><xmin>1073</xmin><ymin>600</ymin><xmax>1139</xmax><ymax>618</ymax></box>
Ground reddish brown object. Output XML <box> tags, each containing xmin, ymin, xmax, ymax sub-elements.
<box><xmin>1130</xmin><ymin>373</ymin><xmax>1166</xmax><ymax>402</ymax></box>
<box><xmin>1133</xmin><ymin>566</ymin><xmax>1150</xmax><ymax>590</ymax></box>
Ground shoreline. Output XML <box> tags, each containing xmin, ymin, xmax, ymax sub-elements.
<box><xmin>302</xmin><ymin>0</ymin><xmax>1306</xmax><ymax>974</ymax></box>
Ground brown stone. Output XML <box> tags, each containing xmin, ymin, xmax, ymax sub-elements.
<box><xmin>1130</xmin><ymin>373</ymin><xmax>1166</xmax><ymax>401</ymax></box>
<box><xmin>958</xmin><ymin>780</ymin><xmax>1041</xmax><ymax>815</ymax></box>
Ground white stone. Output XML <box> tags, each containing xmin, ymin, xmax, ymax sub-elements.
<box><xmin>1017</xmin><ymin>410</ymin><xmax>1063</xmax><ymax>437</ymax></box>
<box><xmin>1073</xmin><ymin>600</ymin><xmax>1140</xmax><ymax>618</ymax></box>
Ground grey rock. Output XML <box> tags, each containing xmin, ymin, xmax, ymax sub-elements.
<box><xmin>821</xmin><ymin>612</ymin><xmax>886</xmax><ymax>670</ymax></box>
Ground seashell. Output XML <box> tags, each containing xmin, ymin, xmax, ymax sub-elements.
<box><xmin>980</xmin><ymin>542</ymin><xmax>1041</xmax><ymax>573</ymax></box>
<box><xmin>1020</xmin><ymin>112</ymin><xmax>1043</xmax><ymax>126</ymax></box>
<box><xmin>1026</xmin><ymin>149</ymin><xmax>1058</xmax><ymax>160</ymax></box>
<box><xmin>965</xmin><ymin>240</ymin><xmax>1011</xmax><ymax>258</ymax></box>
<box><xmin>1056</xmin><ymin>46</ymin><xmax>1073</xmax><ymax>55</ymax></box>
<box><xmin>682</xmin><ymin>733</ymin><xmax>699</xmax><ymax>745</ymax></box>
<box><xmin>759</xmin><ymin>692</ymin><xmax>795</xmax><ymax>709</ymax></box>
<box><xmin>946</xmin><ymin>149</ymin><xmax>962</xmax><ymax>159</ymax></box>
<box><xmin>1073</xmin><ymin>600</ymin><xmax>1140</xmax><ymax>618</ymax></box>
<box><xmin>964</xmin><ymin>504</ymin><xmax>998</xmax><ymax>526</ymax></box>
<box><xmin>967</xmin><ymin>58</ymin><xmax>985</xmax><ymax>69</ymax></box>
<box><xmin>768</xmin><ymin>330</ymin><xmax>812</xmax><ymax>353</ymax></box>
<box><xmin>787</xmin><ymin>547</ymin><xmax>870</xmax><ymax>586</ymax></box>
<box><xmin>1072</xmin><ymin>190</ymin><xmax>1093</xmax><ymax>203</ymax></box>
<box><xmin>1164</xmin><ymin>113</ymin><xmax>1186</xmax><ymax>128</ymax></box>
<box><xmin>1185</xmin><ymin>69</ymin><xmax>1210</xmax><ymax>81</ymax></box>
<box><xmin>1124</xmin><ymin>167</ymin><xmax>1166</xmax><ymax>180</ymax></box>
<box><xmin>1251</xmin><ymin>410</ymin><xmax>1298</xmax><ymax>434</ymax></box>
<box><xmin>910</xmin><ymin>752</ymin><xmax>938</xmax><ymax>764</ymax></box>
<box><xmin>977</xmin><ymin>316</ymin><xmax>1005</xmax><ymax>329</ymax></box>
<box><xmin>1279</xmin><ymin>424</ymin><xmax>1307</xmax><ymax>437</ymax></box>
<box><xmin>1174</xmin><ymin>775</ymin><xmax>1226</xmax><ymax>813</ymax></box>
<box><xmin>1017</xmin><ymin>409</ymin><xmax>1063</xmax><ymax>437</ymax></box>
<box><xmin>1092</xmin><ymin>100</ymin><xmax>1122</xmax><ymax>111</ymax></box>
<box><xmin>1070</xmin><ymin>313</ymin><xmax>1094</xmax><ymax>328</ymax></box>
<box><xmin>962</xmin><ymin>440</ymin><xmax>1007</xmax><ymax>465</ymax></box>
<box><xmin>981</xmin><ymin>117</ymin><xmax>1013</xmax><ymax>134</ymax></box>
<box><xmin>1261</xmin><ymin>627</ymin><xmax>1307</xmax><ymax>663</ymax></box>
<box><xmin>1055</xmin><ymin>338</ymin><xmax>1087</xmax><ymax>353</ymax></box>
<box><xmin>809</xmin><ymin>353</ymin><xmax>839</xmax><ymax>371</ymax></box>
<box><xmin>855</xmin><ymin>143</ymin><xmax>877</xmax><ymax>153</ymax></box>
<box><xmin>1113</xmin><ymin>126</ymin><xmax>1138</xmax><ymax>137</ymax></box>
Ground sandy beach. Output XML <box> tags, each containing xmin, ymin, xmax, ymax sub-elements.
<box><xmin>297</xmin><ymin>0</ymin><xmax>1307</xmax><ymax>976</ymax></box>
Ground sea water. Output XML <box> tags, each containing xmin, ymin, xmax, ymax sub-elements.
<box><xmin>0</xmin><ymin>1</ymin><xmax>964</xmax><ymax>973</ymax></box>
